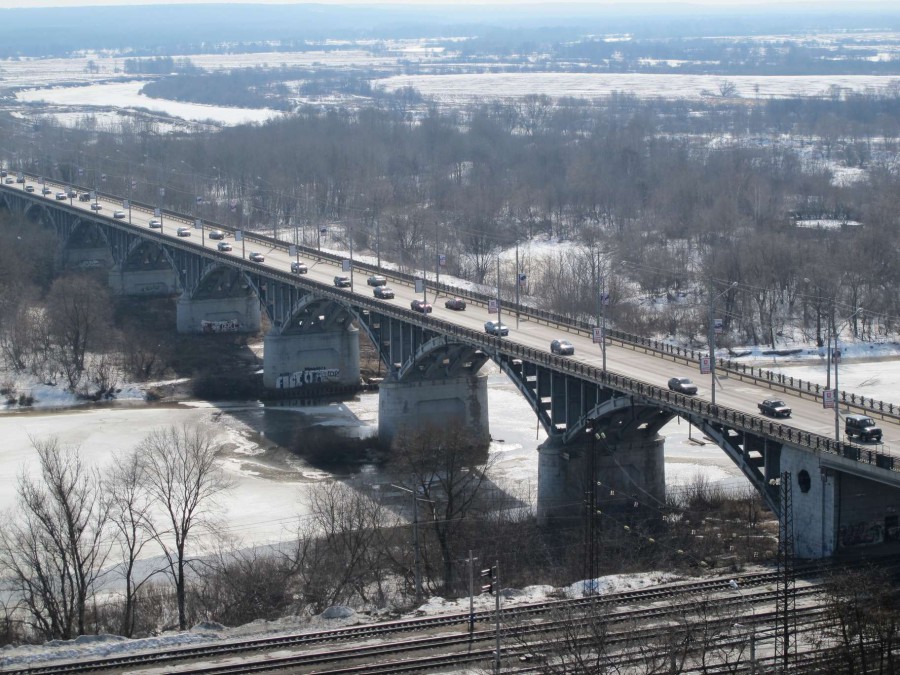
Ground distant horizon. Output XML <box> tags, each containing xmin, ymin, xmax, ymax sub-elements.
<box><xmin>0</xmin><ymin>0</ymin><xmax>893</xmax><ymax>7</ymax></box>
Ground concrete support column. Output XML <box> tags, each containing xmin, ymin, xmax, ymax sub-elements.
<box><xmin>108</xmin><ymin>265</ymin><xmax>179</xmax><ymax>296</ymax></box>
<box><xmin>779</xmin><ymin>445</ymin><xmax>839</xmax><ymax>559</ymax></box>
<box><xmin>378</xmin><ymin>372</ymin><xmax>489</xmax><ymax>449</ymax></box>
<box><xmin>263</xmin><ymin>327</ymin><xmax>360</xmax><ymax>389</ymax></box>
<box><xmin>537</xmin><ymin>433</ymin><xmax>665</xmax><ymax>525</ymax></box>
<box><xmin>175</xmin><ymin>293</ymin><xmax>261</xmax><ymax>334</ymax></box>
<box><xmin>64</xmin><ymin>247</ymin><xmax>114</xmax><ymax>271</ymax></box>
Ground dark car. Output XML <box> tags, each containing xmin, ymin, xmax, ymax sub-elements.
<box><xmin>79</xmin><ymin>193</ymin><xmax>92</xmax><ymax>202</ymax></box>
<box><xmin>484</xmin><ymin>320</ymin><xmax>509</xmax><ymax>336</ymax></box>
<box><xmin>248</xmin><ymin>252</ymin><xmax>265</xmax><ymax>263</ymax></box>
<box><xmin>758</xmin><ymin>399</ymin><xmax>792</xmax><ymax>418</ymax></box>
<box><xmin>411</xmin><ymin>299</ymin><xmax>433</xmax><ymax>313</ymax></box>
<box><xmin>667</xmin><ymin>377</ymin><xmax>698</xmax><ymax>395</ymax></box>
<box><xmin>374</xmin><ymin>286</ymin><xmax>395</xmax><ymax>299</ymax></box>
<box><xmin>217</xmin><ymin>241</ymin><xmax>233</xmax><ymax>252</ymax></box>
<box><xmin>208</xmin><ymin>230</ymin><xmax>225</xmax><ymax>240</ymax></box>
<box><xmin>67</xmin><ymin>189</ymin><xmax>77</xmax><ymax>198</ymax></box>
<box><xmin>550</xmin><ymin>339</ymin><xmax>575</xmax><ymax>356</ymax></box>
<box><xmin>15</xmin><ymin>176</ymin><xmax>24</xmax><ymax>183</ymax></box>
<box><xmin>444</xmin><ymin>297</ymin><xmax>467</xmax><ymax>311</ymax></box>
<box><xmin>24</xmin><ymin>185</ymin><xmax>35</xmax><ymax>193</ymax></box>
<box><xmin>89</xmin><ymin>202</ymin><xmax>102</xmax><ymax>211</ymax></box>
<box><xmin>290</xmin><ymin>262</ymin><xmax>308</xmax><ymax>274</ymax></box>
<box><xmin>334</xmin><ymin>275</ymin><xmax>351</xmax><ymax>288</ymax></box>
<box><xmin>367</xmin><ymin>275</ymin><xmax>387</xmax><ymax>286</ymax></box>
<box><xmin>845</xmin><ymin>414</ymin><xmax>883</xmax><ymax>442</ymax></box>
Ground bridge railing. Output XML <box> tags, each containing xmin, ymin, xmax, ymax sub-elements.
<box><xmin>360</xmin><ymin>300</ymin><xmax>897</xmax><ymax>476</ymax></box>
<box><xmin>6</xmin><ymin>176</ymin><xmax>898</xmax><ymax>423</ymax></box>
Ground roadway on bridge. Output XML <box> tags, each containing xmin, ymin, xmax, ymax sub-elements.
<box><xmin>13</xmin><ymin>178</ymin><xmax>900</xmax><ymax>453</ymax></box>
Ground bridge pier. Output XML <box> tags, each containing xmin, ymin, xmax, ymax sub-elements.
<box><xmin>175</xmin><ymin>293</ymin><xmax>261</xmax><ymax>334</ymax></box>
<box><xmin>64</xmin><ymin>246</ymin><xmax>114</xmax><ymax>271</ymax></box>
<box><xmin>263</xmin><ymin>327</ymin><xmax>361</xmax><ymax>390</ymax></box>
<box><xmin>537</xmin><ymin>433</ymin><xmax>666</xmax><ymax>524</ymax></box>
<box><xmin>109</xmin><ymin>265</ymin><xmax>179</xmax><ymax>296</ymax></box>
<box><xmin>378</xmin><ymin>372</ymin><xmax>489</xmax><ymax>449</ymax></box>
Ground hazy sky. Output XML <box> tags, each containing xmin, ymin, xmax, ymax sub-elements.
<box><xmin>0</xmin><ymin>0</ymin><xmax>864</xmax><ymax>6</ymax></box>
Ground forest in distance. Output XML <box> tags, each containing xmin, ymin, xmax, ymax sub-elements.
<box><xmin>5</xmin><ymin>83</ymin><xmax>900</xmax><ymax>350</ymax></box>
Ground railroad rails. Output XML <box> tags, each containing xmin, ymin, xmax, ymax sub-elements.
<box><xmin>4</xmin><ymin>567</ymin><xmax>826</xmax><ymax>675</ymax></box>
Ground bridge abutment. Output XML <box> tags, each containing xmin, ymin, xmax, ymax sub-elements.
<box><xmin>537</xmin><ymin>433</ymin><xmax>666</xmax><ymax>524</ymax></box>
<box><xmin>378</xmin><ymin>372</ymin><xmax>489</xmax><ymax>449</ymax></box>
<box><xmin>263</xmin><ymin>328</ymin><xmax>361</xmax><ymax>390</ymax></box>
<box><xmin>109</xmin><ymin>265</ymin><xmax>179</xmax><ymax>296</ymax></box>
<box><xmin>175</xmin><ymin>294</ymin><xmax>261</xmax><ymax>334</ymax></box>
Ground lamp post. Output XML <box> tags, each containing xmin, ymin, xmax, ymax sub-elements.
<box><xmin>729</xmin><ymin>579</ymin><xmax>757</xmax><ymax>674</ymax></box>
<box><xmin>709</xmin><ymin>281</ymin><xmax>738</xmax><ymax>405</ymax></box>
<box><xmin>833</xmin><ymin>307</ymin><xmax>864</xmax><ymax>442</ymax></box>
<box><xmin>803</xmin><ymin>278</ymin><xmax>833</xmax><ymax>389</ymax></box>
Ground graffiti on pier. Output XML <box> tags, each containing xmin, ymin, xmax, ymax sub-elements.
<box><xmin>276</xmin><ymin>367</ymin><xmax>340</xmax><ymax>389</ymax></box>
<box><xmin>201</xmin><ymin>318</ymin><xmax>240</xmax><ymax>333</ymax></box>
<box><xmin>839</xmin><ymin>521</ymin><xmax>884</xmax><ymax>547</ymax></box>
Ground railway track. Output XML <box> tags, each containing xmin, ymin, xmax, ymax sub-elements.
<box><xmin>5</xmin><ymin>568</ymin><xmax>824</xmax><ymax>675</ymax></box>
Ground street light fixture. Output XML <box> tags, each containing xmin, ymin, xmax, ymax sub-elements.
<box><xmin>833</xmin><ymin>307</ymin><xmax>864</xmax><ymax>443</ymax></box>
<box><xmin>803</xmin><ymin>277</ymin><xmax>834</xmax><ymax>389</ymax></box>
<box><xmin>709</xmin><ymin>281</ymin><xmax>738</xmax><ymax>405</ymax></box>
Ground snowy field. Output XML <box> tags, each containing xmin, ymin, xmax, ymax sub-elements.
<box><xmin>16</xmin><ymin>81</ymin><xmax>284</xmax><ymax>126</ymax></box>
<box><xmin>374</xmin><ymin>72</ymin><xmax>900</xmax><ymax>102</ymax></box>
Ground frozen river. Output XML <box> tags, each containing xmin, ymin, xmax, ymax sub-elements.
<box><xmin>0</xmin><ymin>366</ymin><xmax>747</xmax><ymax>550</ymax></box>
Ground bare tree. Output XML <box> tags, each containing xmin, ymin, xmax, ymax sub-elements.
<box><xmin>0</xmin><ymin>437</ymin><xmax>110</xmax><ymax>640</ymax></box>
<box><xmin>302</xmin><ymin>482</ymin><xmax>397</xmax><ymax>609</ymax></box>
<box><xmin>138</xmin><ymin>424</ymin><xmax>232</xmax><ymax>631</ymax></box>
<box><xmin>45</xmin><ymin>273</ymin><xmax>113</xmax><ymax>390</ymax></box>
<box><xmin>390</xmin><ymin>426</ymin><xmax>494</xmax><ymax>594</ymax></box>
<box><xmin>106</xmin><ymin>451</ymin><xmax>154</xmax><ymax>637</ymax></box>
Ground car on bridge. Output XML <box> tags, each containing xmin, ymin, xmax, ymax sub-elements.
<box><xmin>374</xmin><ymin>286</ymin><xmax>395</xmax><ymax>299</ymax></box>
<box><xmin>667</xmin><ymin>377</ymin><xmax>698</xmax><ymax>395</ymax></box>
<box><xmin>41</xmin><ymin>186</ymin><xmax>52</xmax><ymax>195</ymax></box>
<box><xmin>24</xmin><ymin>185</ymin><xmax>35</xmax><ymax>192</ymax></box>
<box><xmin>758</xmin><ymin>398</ymin><xmax>791</xmax><ymax>418</ymax></box>
<box><xmin>177</xmin><ymin>227</ymin><xmax>192</xmax><ymax>237</ymax></box>
<box><xmin>3</xmin><ymin>178</ymin><xmax>14</xmax><ymax>184</ymax></box>
<box><xmin>334</xmin><ymin>275</ymin><xmax>351</xmax><ymax>287</ymax></box>
<box><xmin>444</xmin><ymin>297</ymin><xmax>467</xmax><ymax>311</ymax></box>
<box><xmin>845</xmin><ymin>415</ymin><xmax>883</xmax><ymax>443</ymax></box>
<box><xmin>90</xmin><ymin>202</ymin><xmax>102</xmax><ymax>210</ymax></box>
<box><xmin>367</xmin><ymin>275</ymin><xmax>387</xmax><ymax>286</ymax></box>
<box><xmin>67</xmin><ymin>189</ymin><xmax>77</xmax><ymax>199</ymax></box>
<box><xmin>249</xmin><ymin>252</ymin><xmax>265</xmax><ymax>263</ymax></box>
<box><xmin>55</xmin><ymin>192</ymin><xmax>67</xmax><ymax>200</ymax></box>
<box><xmin>484</xmin><ymin>320</ymin><xmax>509</xmax><ymax>336</ymax></box>
<box><xmin>550</xmin><ymin>339</ymin><xmax>575</xmax><ymax>355</ymax></box>
<box><xmin>208</xmin><ymin>230</ymin><xmax>225</xmax><ymax>240</ymax></box>
<box><xmin>411</xmin><ymin>299</ymin><xmax>433</xmax><ymax>313</ymax></box>
<box><xmin>217</xmin><ymin>241</ymin><xmax>233</xmax><ymax>252</ymax></box>
<box><xmin>79</xmin><ymin>193</ymin><xmax>92</xmax><ymax>201</ymax></box>
<box><xmin>0</xmin><ymin>170</ymin><xmax>6</xmax><ymax>177</ymax></box>
<box><xmin>15</xmin><ymin>176</ymin><xmax>24</xmax><ymax>183</ymax></box>
<box><xmin>290</xmin><ymin>261</ymin><xmax>308</xmax><ymax>274</ymax></box>
<box><xmin>113</xmin><ymin>210</ymin><xmax>126</xmax><ymax>219</ymax></box>
<box><xmin>149</xmin><ymin>219</ymin><xmax>162</xmax><ymax>228</ymax></box>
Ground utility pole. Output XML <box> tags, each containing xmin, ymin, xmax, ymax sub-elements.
<box><xmin>515</xmin><ymin>241</ymin><xmax>520</xmax><ymax>329</ymax></box>
<box><xmin>413</xmin><ymin>488</ymin><xmax>421</xmax><ymax>603</ymax></box>
<box><xmin>493</xmin><ymin>561</ymin><xmax>501</xmax><ymax>673</ymax></box>
<box><xmin>468</xmin><ymin>550</ymin><xmax>475</xmax><ymax>636</ymax></box>
<box><xmin>709</xmin><ymin>281</ymin><xmax>738</xmax><ymax>405</ymax></box>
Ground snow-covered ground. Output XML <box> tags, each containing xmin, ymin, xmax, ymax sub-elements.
<box><xmin>16</xmin><ymin>81</ymin><xmax>283</xmax><ymax>126</ymax></box>
<box><xmin>374</xmin><ymin>72</ymin><xmax>900</xmax><ymax>102</ymax></box>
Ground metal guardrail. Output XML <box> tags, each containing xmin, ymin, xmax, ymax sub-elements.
<box><xmin>4</xmin><ymin>175</ymin><xmax>899</xmax><ymax>423</ymax></box>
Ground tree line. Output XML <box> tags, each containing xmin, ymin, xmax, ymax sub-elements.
<box><xmin>7</xmin><ymin>85</ymin><xmax>898</xmax><ymax>349</ymax></box>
